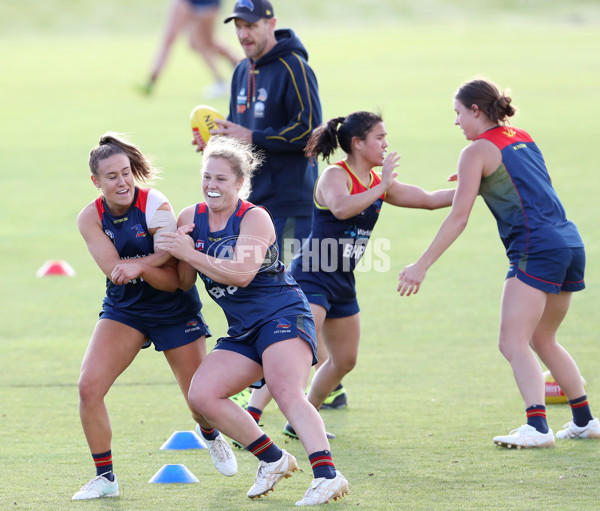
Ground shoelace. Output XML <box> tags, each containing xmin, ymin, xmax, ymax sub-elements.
<box><xmin>211</xmin><ymin>438</ymin><xmax>231</xmax><ymax>462</ymax></box>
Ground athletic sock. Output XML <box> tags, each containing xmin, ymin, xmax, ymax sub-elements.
<box><xmin>569</xmin><ymin>395</ymin><xmax>594</xmax><ymax>427</ymax></box>
<box><xmin>247</xmin><ymin>406</ymin><xmax>263</xmax><ymax>424</ymax></box>
<box><xmin>247</xmin><ymin>434</ymin><xmax>282</xmax><ymax>463</ymax></box>
<box><xmin>309</xmin><ymin>450</ymin><xmax>336</xmax><ymax>479</ymax></box>
<box><xmin>526</xmin><ymin>404</ymin><xmax>549</xmax><ymax>433</ymax></box>
<box><xmin>198</xmin><ymin>426</ymin><xmax>219</xmax><ymax>441</ymax></box>
<box><xmin>93</xmin><ymin>450</ymin><xmax>114</xmax><ymax>481</ymax></box>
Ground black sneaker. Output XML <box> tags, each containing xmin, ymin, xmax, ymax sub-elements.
<box><xmin>320</xmin><ymin>386</ymin><xmax>348</xmax><ymax>410</ymax></box>
<box><xmin>283</xmin><ymin>422</ymin><xmax>336</xmax><ymax>440</ymax></box>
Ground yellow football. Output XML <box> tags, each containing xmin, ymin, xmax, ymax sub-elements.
<box><xmin>190</xmin><ymin>105</ymin><xmax>224</xmax><ymax>147</ymax></box>
<box><xmin>544</xmin><ymin>369</ymin><xmax>586</xmax><ymax>404</ymax></box>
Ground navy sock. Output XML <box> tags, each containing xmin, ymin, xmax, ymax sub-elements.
<box><xmin>309</xmin><ymin>450</ymin><xmax>336</xmax><ymax>479</ymax></box>
<box><xmin>569</xmin><ymin>395</ymin><xmax>593</xmax><ymax>427</ymax></box>
<box><xmin>526</xmin><ymin>404</ymin><xmax>549</xmax><ymax>433</ymax></box>
<box><xmin>199</xmin><ymin>426</ymin><xmax>219</xmax><ymax>441</ymax></box>
<box><xmin>247</xmin><ymin>406</ymin><xmax>263</xmax><ymax>424</ymax></box>
<box><xmin>247</xmin><ymin>434</ymin><xmax>282</xmax><ymax>463</ymax></box>
<box><xmin>93</xmin><ymin>450</ymin><xmax>114</xmax><ymax>481</ymax></box>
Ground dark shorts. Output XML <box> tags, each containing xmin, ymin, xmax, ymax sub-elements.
<box><xmin>305</xmin><ymin>292</ymin><xmax>360</xmax><ymax>319</ymax></box>
<box><xmin>99</xmin><ymin>310</ymin><xmax>211</xmax><ymax>352</ymax></box>
<box><xmin>273</xmin><ymin>215</ymin><xmax>313</xmax><ymax>263</ymax></box>
<box><xmin>185</xmin><ymin>0</ymin><xmax>220</xmax><ymax>10</ymax></box>
<box><xmin>507</xmin><ymin>247</ymin><xmax>586</xmax><ymax>294</ymax></box>
<box><xmin>213</xmin><ymin>314</ymin><xmax>318</xmax><ymax>368</ymax></box>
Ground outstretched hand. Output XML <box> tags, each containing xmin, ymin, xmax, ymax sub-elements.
<box><xmin>380</xmin><ymin>151</ymin><xmax>401</xmax><ymax>189</ymax></box>
<box><xmin>397</xmin><ymin>262</ymin><xmax>426</xmax><ymax>296</ymax></box>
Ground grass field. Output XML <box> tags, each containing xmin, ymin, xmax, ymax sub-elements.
<box><xmin>1</xmin><ymin>1</ymin><xmax>600</xmax><ymax>510</ymax></box>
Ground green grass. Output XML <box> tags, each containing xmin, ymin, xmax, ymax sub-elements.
<box><xmin>2</xmin><ymin>1</ymin><xmax>600</xmax><ymax>510</ymax></box>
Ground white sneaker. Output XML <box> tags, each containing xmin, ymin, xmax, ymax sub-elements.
<box><xmin>72</xmin><ymin>474</ymin><xmax>119</xmax><ymax>500</ymax></box>
<box><xmin>556</xmin><ymin>417</ymin><xmax>600</xmax><ymax>439</ymax></box>
<box><xmin>247</xmin><ymin>449</ymin><xmax>298</xmax><ymax>499</ymax></box>
<box><xmin>493</xmin><ymin>425</ymin><xmax>555</xmax><ymax>448</ymax></box>
<box><xmin>295</xmin><ymin>470</ymin><xmax>349</xmax><ymax>506</ymax></box>
<box><xmin>205</xmin><ymin>433</ymin><xmax>238</xmax><ymax>476</ymax></box>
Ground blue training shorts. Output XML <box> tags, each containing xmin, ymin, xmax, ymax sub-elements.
<box><xmin>99</xmin><ymin>310</ymin><xmax>211</xmax><ymax>352</ymax></box>
<box><xmin>305</xmin><ymin>292</ymin><xmax>360</xmax><ymax>319</ymax></box>
<box><xmin>506</xmin><ymin>247</ymin><xmax>585</xmax><ymax>294</ymax></box>
<box><xmin>185</xmin><ymin>0</ymin><xmax>220</xmax><ymax>11</ymax></box>
<box><xmin>213</xmin><ymin>314</ymin><xmax>317</xmax><ymax>368</ymax></box>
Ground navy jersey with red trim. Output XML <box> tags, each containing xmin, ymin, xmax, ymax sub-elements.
<box><xmin>190</xmin><ymin>199</ymin><xmax>311</xmax><ymax>339</ymax></box>
<box><xmin>289</xmin><ymin>161</ymin><xmax>385</xmax><ymax>301</ymax></box>
<box><xmin>476</xmin><ymin>126</ymin><xmax>583</xmax><ymax>257</ymax></box>
<box><xmin>97</xmin><ymin>187</ymin><xmax>201</xmax><ymax>321</ymax></box>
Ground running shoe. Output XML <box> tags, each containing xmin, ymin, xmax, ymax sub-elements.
<box><xmin>283</xmin><ymin>422</ymin><xmax>336</xmax><ymax>440</ymax></box>
<box><xmin>556</xmin><ymin>417</ymin><xmax>600</xmax><ymax>439</ymax></box>
<box><xmin>247</xmin><ymin>450</ymin><xmax>298</xmax><ymax>499</ymax></box>
<box><xmin>320</xmin><ymin>385</ymin><xmax>348</xmax><ymax>410</ymax></box>
<box><xmin>493</xmin><ymin>424</ymin><xmax>555</xmax><ymax>448</ymax></box>
<box><xmin>295</xmin><ymin>470</ymin><xmax>349</xmax><ymax>506</ymax></box>
<box><xmin>72</xmin><ymin>474</ymin><xmax>119</xmax><ymax>500</ymax></box>
<box><xmin>203</xmin><ymin>432</ymin><xmax>238</xmax><ymax>476</ymax></box>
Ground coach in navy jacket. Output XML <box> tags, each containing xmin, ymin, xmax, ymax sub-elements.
<box><xmin>215</xmin><ymin>0</ymin><xmax>322</xmax><ymax>260</ymax></box>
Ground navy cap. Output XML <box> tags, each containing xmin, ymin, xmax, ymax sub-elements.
<box><xmin>224</xmin><ymin>0</ymin><xmax>275</xmax><ymax>24</ymax></box>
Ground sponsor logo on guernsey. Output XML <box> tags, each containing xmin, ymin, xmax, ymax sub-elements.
<box><xmin>131</xmin><ymin>224</ymin><xmax>147</xmax><ymax>238</ymax></box>
<box><xmin>254</xmin><ymin>102</ymin><xmax>265</xmax><ymax>118</ymax></box>
<box><xmin>257</xmin><ymin>88</ymin><xmax>268</xmax><ymax>102</ymax></box>
<box><xmin>195</xmin><ymin>239</ymin><xmax>205</xmax><ymax>250</ymax></box>
<box><xmin>503</xmin><ymin>128</ymin><xmax>516</xmax><ymax>137</ymax></box>
<box><xmin>237</xmin><ymin>88</ymin><xmax>248</xmax><ymax>114</ymax></box>
<box><xmin>104</xmin><ymin>229</ymin><xmax>115</xmax><ymax>240</ymax></box>
<box><xmin>513</xmin><ymin>143</ymin><xmax>527</xmax><ymax>150</ymax></box>
<box><xmin>112</xmin><ymin>217</ymin><xmax>128</xmax><ymax>224</ymax></box>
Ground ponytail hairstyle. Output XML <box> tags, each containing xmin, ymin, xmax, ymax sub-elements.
<box><xmin>88</xmin><ymin>132</ymin><xmax>158</xmax><ymax>183</ymax></box>
<box><xmin>455</xmin><ymin>78</ymin><xmax>517</xmax><ymax>125</ymax></box>
<box><xmin>305</xmin><ymin>111</ymin><xmax>383</xmax><ymax>162</ymax></box>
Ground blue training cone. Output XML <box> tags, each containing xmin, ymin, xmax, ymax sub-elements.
<box><xmin>160</xmin><ymin>430</ymin><xmax>207</xmax><ymax>450</ymax></box>
<box><xmin>149</xmin><ymin>464</ymin><xmax>199</xmax><ymax>484</ymax></box>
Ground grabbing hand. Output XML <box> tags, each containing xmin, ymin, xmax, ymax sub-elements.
<box><xmin>111</xmin><ymin>262</ymin><xmax>143</xmax><ymax>285</ymax></box>
<box><xmin>155</xmin><ymin>231</ymin><xmax>195</xmax><ymax>262</ymax></box>
<box><xmin>447</xmin><ymin>173</ymin><xmax>458</xmax><ymax>182</ymax></box>
<box><xmin>397</xmin><ymin>262</ymin><xmax>427</xmax><ymax>296</ymax></box>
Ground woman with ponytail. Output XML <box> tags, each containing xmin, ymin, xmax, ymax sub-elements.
<box><xmin>398</xmin><ymin>78</ymin><xmax>599</xmax><ymax>448</ymax></box>
<box><xmin>73</xmin><ymin>133</ymin><xmax>236</xmax><ymax>500</ymax></box>
<box><xmin>282</xmin><ymin>112</ymin><xmax>454</xmax><ymax>433</ymax></box>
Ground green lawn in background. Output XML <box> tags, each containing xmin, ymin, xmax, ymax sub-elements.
<box><xmin>1</xmin><ymin>2</ymin><xmax>599</xmax><ymax>510</ymax></box>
